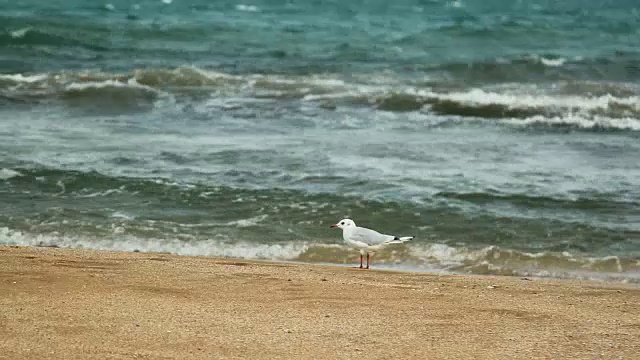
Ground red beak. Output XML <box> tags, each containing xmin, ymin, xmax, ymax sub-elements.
<box><xmin>330</xmin><ymin>224</ymin><xmax>338</xmax><ymax>228</ymax></box>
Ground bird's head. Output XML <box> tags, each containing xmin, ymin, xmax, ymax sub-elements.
<box><xmin>330</xmin><ymin>218</ymin><xmax>356</xmax><ymax>229</ymax></box>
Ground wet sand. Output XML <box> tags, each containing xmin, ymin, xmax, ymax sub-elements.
<box><xmin>0</xmin><ymin>245</ymin><xmax>638</xmax><ymax>359</ymax></box>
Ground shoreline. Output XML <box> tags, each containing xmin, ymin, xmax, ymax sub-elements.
<box><xmin>5</xmin><ymin>243</ymin><xmax>637</xmax><ymax>287</ymax></box>
<box><xmin>1</xmin><ymin>244</ymin><xmax>639</xmax><ymax>359</ymax></box>
<box><xmin>3</xmin><ymin>240</ymin><xmax>637</xmax><ymax>285</ymax></box>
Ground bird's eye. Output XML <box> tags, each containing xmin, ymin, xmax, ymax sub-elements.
<box><xmin>340</xmin><ymin>222</ymin><xmax>345</xmax><ymax>225</ymax></box>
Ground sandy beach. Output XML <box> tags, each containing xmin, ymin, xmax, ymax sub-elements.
<box><xmin>0</xmin><ymin>245</ymin><xmax>638</xmax><ymax>359</ymax></box>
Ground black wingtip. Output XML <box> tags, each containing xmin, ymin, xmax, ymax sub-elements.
<box><xmin>394</xmin><ymin>236</ymin><xmax>399</xmax><ymax>240</ymax></box>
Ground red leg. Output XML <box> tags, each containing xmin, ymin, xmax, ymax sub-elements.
<box><xmin>366</xmin><ymin>253</ymin><xmax>370</xmax><ymax>269</ymax></box>
<box><xmin>359</xmin><ymin>254</ymin><xmax>363</xmax><ymax>269</ymax></box>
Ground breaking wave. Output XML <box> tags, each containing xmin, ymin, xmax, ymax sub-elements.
<box><xmin>0</xmin><ymin>227</ymin><xmax>308</xmax><ymax>260</ymax></box>
<box><xmin>1</xmin><ymin>66</ymin><xmax>638</xmax><ymax>129</ymax></box>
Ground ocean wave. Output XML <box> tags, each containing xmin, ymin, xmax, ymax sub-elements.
<box><xmin>4</xmin><ymin>166</ymin><xmax>638</xmax><ymax>221</ymax></box>
<box><xmin>2</xmin><ymin>164</ymin><xmax>640</xmax><ymax>282</ymax></box>
<box><xmin>0</xmin><ymin>166</ymin><xmax>360</xmax><ymax>227</ymax></box>
<box><xmin>0</xmin><ymin>26</ymin><xmax>108</xmax><ymax>51</ymax></box>
<box><xmin>424</xmin><ymin>88</ymin><xmax>640</xmax><ymax>118</ymax></box>
<box><xmin>422</xmin><ymin>54</ymin><xmax>640</xmax><ymax>83</ymax></box>
<box><xmin>450</xmin><ymin>88</ymin><xmax>638</xmax><ymax>112</ymax></box>
<box><xmin>538</xmin><ymin>56</ymin><xmax>566</xmax><ymax>67</ymax></box>
<box><xmin>407</xmin><ymin>244</ymin><xmax>640</xmax><ymax>282</ymax></box>
<box><xmin>2</xmin><ymin>67</ymin><xmax>638</xmax><ymax>123</ymax></box>
<box><xmin>0</xmin><ymin>73</ymin><xmax>49</xmax><ymax>84</ymax></box>
<box><xmin>61</xmin><ymin>79</ymin><xmax>161</xmax><ymax>113</ymax></box>
<box><xmin>504</xmin><ymin>115</ymin><xmax>640</xmax><ymax>131</ymax></box>
<box><xmin>302</xmin><ymin>241</ymin><xmax>640</xmax><ymax>283</ymax></box>
<box><xmin>373</xmin><ymin>88</ymin><xmax>640</xmax><ymax>128</ymax></box>
<box><xmin>3</xmin><ymin>166</ymin><xmax>638</xmax><ymax>253</ymax></box>
<box><xmin>0</xmin><ymin>168</ymin><xmax>23</xmax><ymax>180</ymax></box>
<box><xmin>236</xmin><ymin>4</ymin><xmax>260</xmax><ymax>12</ymax></box>
<box><xmin>0</xmin><ymin>227</ymin><xmax>307</xmax><ymax>260</ymax></box>
<box><xmin>435</xmin><ymin>191</ymin><xmax>639</xmax><ymax>211</ymax></box>
<box><xmin>2</xmin><ymin>225</ymin><xmax>637</xmax><ymax>282</ymax></box>
<box><xmin>0</xmin><ymin>67</ymin><xmax>373</xmax><ymax>109</ymax></box>
<box><xmin>224</xmin><ymin>214</ymin><xmax>269</xmax><ymax>228</ymax></box>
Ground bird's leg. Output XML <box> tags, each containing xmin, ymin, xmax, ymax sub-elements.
<box><xmin>366</xmin><ymin>253</ymin><xmax>370</xmax><ymax>269</ymax></box>
<box><xmin>359</xmin><ymin>254</ymin><xmax>363</xmax><ymax>269</ymax></box>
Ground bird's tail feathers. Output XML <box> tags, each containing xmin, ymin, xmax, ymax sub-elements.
<box><xmin>385</xmin><ymin>236</ymin><xmax>414</xmax><ymax>244</ymax></box>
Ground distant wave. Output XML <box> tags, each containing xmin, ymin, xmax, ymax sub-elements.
<box><xmin>422</xmin><ymin>88</ymin><xmax>640</xmax><ymax>121</ymax></box>
<box><xmin>0</xmin><ymin>168</ymin><xmax>22</xmax><ymax>180</ymax></box>
<box><xmin>420</xmin><ymin>54</ymin><xmax>640</xmax><ymax>83</ymax></box>
<box><xmin>62</xmin><ymin>79</ymin><xmax>161</xmax><ymax>113</ymax></box>
<box><xmin>2</xmin><ymin>0</ymin><xmax>639</xmax><ymax>80</ymax></box>
<box><xmin>0</xmin><ymin>26</ymin><xmax>108</xmax><ymax>51</ymax></box>
<box><xmin>436</xmin><ymin>191</ymin><xmax>639</xmax><ymax>211</ymax></box>
<box><xmin>1</xmin><ymin>67</ymin><xmax>639</xmax><ymax>129</ymax></box>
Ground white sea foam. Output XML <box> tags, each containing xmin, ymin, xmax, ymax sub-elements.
<box><xmin>0</xmin><ymin>227</ymin><xmax>307</xmax><ymax>260</ymax></box>
<box><xmin>10</xmin><ymin>27</ymin><xmax>31</xmax><ymax>39</ymax></box>
<box><xmin>197</xmin><ymin>68</ymin><xmax>244</xmax><ymax>81</ymax></box>
<box><xmin>0</xmin><ymin>73</ymin><xmax>48</xmax><ymax>83</ymax></box>
<box><xmin>425</xmin><ymin>88</ymin><xmax>640</xmax><ymax>113</ymax></box>
<box><xmin>408</xmin><ymin>243</ymin><xmax>639</xmax><ymax>282</ymax></box>
<box><xmin>224</xmin><ymin>214</ymin><xmax>269</xmax><ymax>228</ymax></box>
<box><xmin>540</xmin><ymin>57</ymin><xmax>566</xmax><ymax>67</ymax></box>
<box><xmin>236</xmin><ymin>4</ymin><xmax>259</xmax><ymax>12</ymax></box>
<box><xmin>65</xmin><ymin>79</ymin><xmax>155</xmax><ymax>92</ymax></box>
<box><xmin>307</xmin><ymin>78</ymin><xmax>347</xmax><ymax>88</ymax></box>
<box><xmin>505</xmin><ymin>115</ymin><xmax>640</xmax><ymax>131</ymax></box>
<box><xmin>303</xmin><ymin>91</ymin><xmax>362</xmax><ymax>101</ymax></box>
<box><xmin>76</xmin><ymin>188</ymin><xmax>123</xmax><ymax>198</ymax></box>
<box><xmin>414</xmin><ymin>243</ymin><xmax>472</xmax><ymax>266</ymax></box>
<box><xmin>0</xmin><ymin>168</ymin><xmax>22</xmax><ymax>180</ymax></box>
<box><xmin>1</xmin><ymin>226</ymin><xmax>637</xmax><ymax>282</ymax></box>
<box><xmin>111</xmin><ymin>212</ymin><xmax>136</xmax><ymax>221</ymax></box>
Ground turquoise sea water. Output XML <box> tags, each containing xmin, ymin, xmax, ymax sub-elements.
<box><xmin>1</xmin><ymin>0</ymin><xmax>640</xmax><ymax>281</ymax></box>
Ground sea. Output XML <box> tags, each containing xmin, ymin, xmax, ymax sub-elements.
<box><xmin>1</xmin><ymin>0</ymin><xmax>639</xmax><ymax>282</ymax></box>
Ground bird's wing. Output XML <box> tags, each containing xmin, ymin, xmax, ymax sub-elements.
<box><xmin>348</xmin><ymin>226</ymin><xmax>395</xmax><ymax>246</ymax></box>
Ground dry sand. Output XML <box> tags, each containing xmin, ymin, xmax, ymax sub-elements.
<box><xmin>0</xmin><ymin>245</ymin><xmax>638</xmax><ymax>359</ymax></box>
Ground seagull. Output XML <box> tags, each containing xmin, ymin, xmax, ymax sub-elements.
<box><xmin>330</xmin><ymin>218</ymin><xmax>414</xmax><ymax>269</ymax></box>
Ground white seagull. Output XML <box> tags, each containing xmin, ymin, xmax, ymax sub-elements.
<box><xmin>330</xmin><ymin>218</ymin><xmax>414</xmax><ymax>269</ymax></box>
